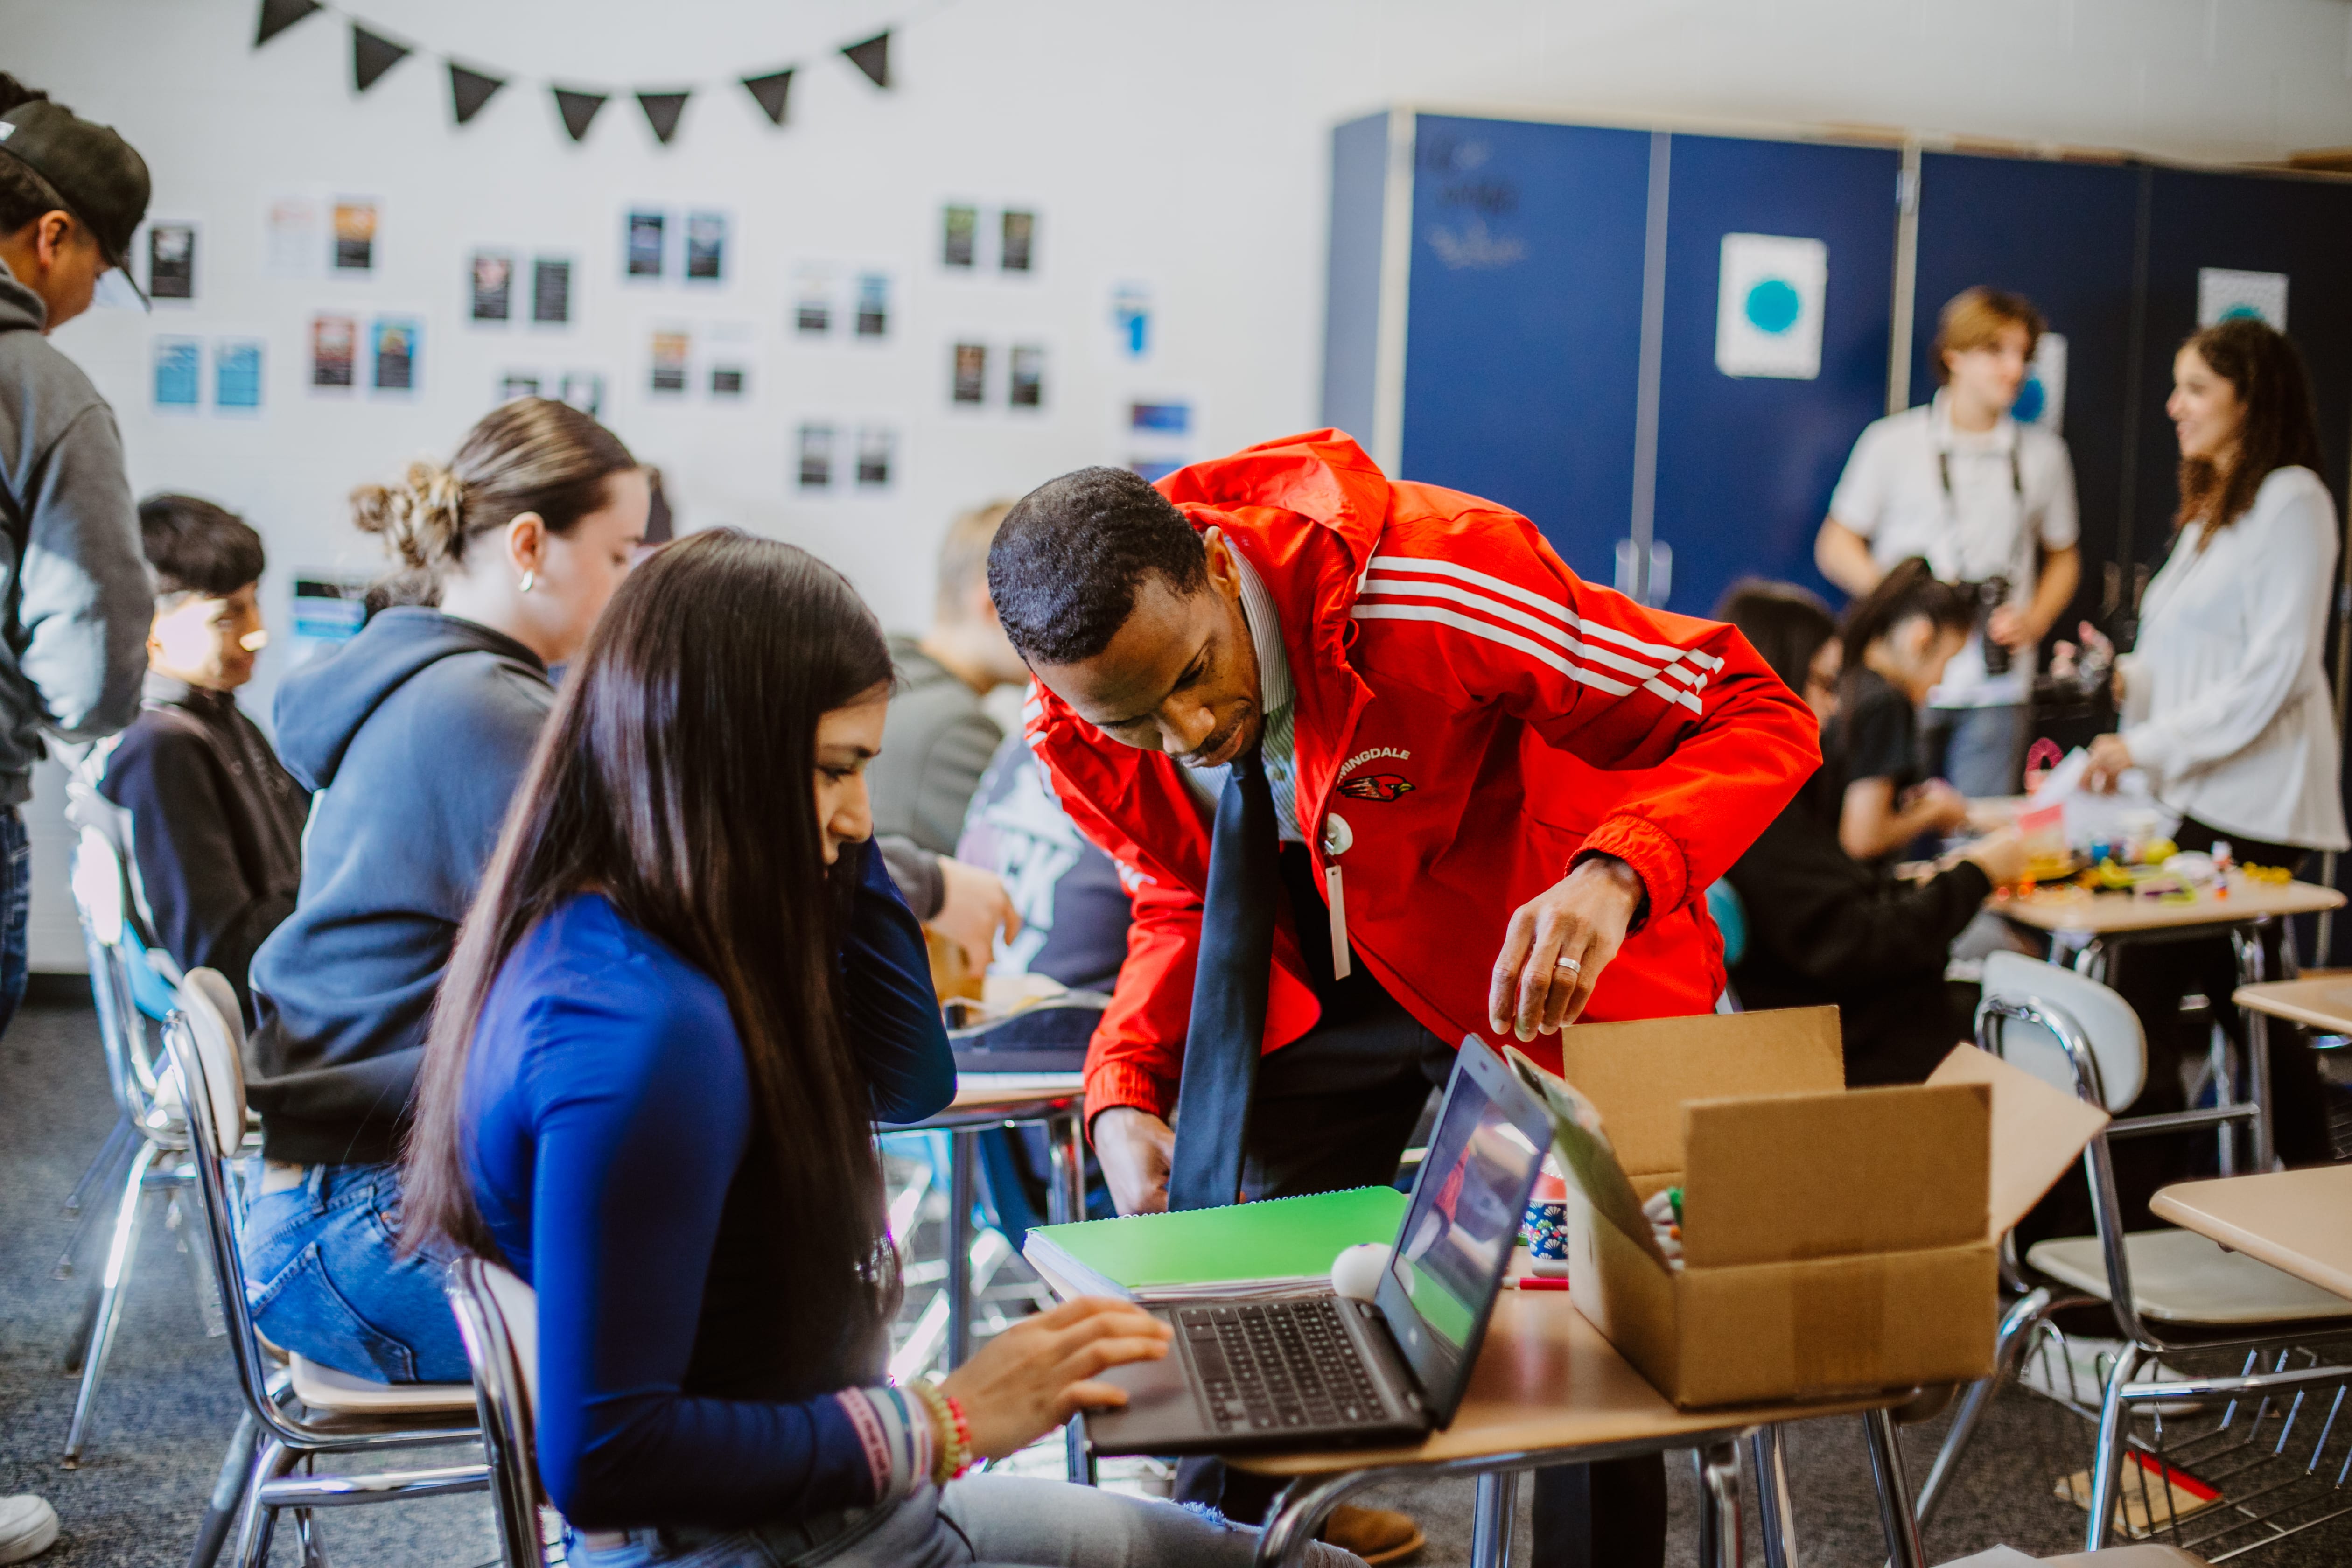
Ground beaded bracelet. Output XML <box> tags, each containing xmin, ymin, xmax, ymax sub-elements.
<box><xmin>909</xmin><ymin>1379</ymin><xmax>973</xmax><ymax>1485</ymax></box>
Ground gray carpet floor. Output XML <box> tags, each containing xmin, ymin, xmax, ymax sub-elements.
<box><xmin>6</xmin><ymin>993</ymin><xmax>2347</xmax><ymax>1567</ymax></box>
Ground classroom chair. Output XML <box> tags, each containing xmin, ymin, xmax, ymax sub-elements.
<box><xmin>56</xmin><ymin>814</ymin><xmax>203</xmax><ymax>1466</ymax></box>
<box><xmin>1920</xmin><ymin>952</ymin><xmax>2352</xmax><ymax>1556</ymax></box>
<box><xmin>162</xmin><ymin>967</ymin><xmax>487</xmax><ymax>1568</ymax></box>
<box><xmin>445</xmin><ymin>1258</ymin><xmax>557</xmax><ymax>1568</ymax></box>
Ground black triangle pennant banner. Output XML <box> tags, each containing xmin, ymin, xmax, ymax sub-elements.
<box><xmin>351</xmin><ymin>24</ymin><xmax>411</xmax><ymax>92</ymax></box>
<box><xmin>448</xmin><ymin>63</ymin><xmax>505</xmax><ymax>125</ymax></box>
<box><xmin>636</xmin><ymin>91</ymin><xmax>689</xmax><ymax>145</ymax></box>
<box><xmin>552</xmin><ymin>87</ymin><xmax>607</xmax><ymax>143</ymax></box>
<box><xmin>254</xmin><ymin>0</ymin><xmax>322</xmax><ymax>47</ymax></box>
<box><xmin>741</xmin><ymin>69</ymin><xmax>793</xmax><ymax>126</ymax></box>
<box><xmin>842</xmin><ymin>32</ymin><xmax>890</xmax><ymax>89</ymax></box>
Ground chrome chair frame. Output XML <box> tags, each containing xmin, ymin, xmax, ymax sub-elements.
<box><xmin>446</xmin><ymin>1257</ymin><xmax>556</xmax><ymax>1568</ymax></box>
<box><xmin>164</xmin><ymin>968</ymin><xmax>488</xmax><ymax>1568</ymax></box>
<box><xmin>1917</xmin><ymin>973</ymin><xmax>2352</xmax><ymax>1554</ymax></box>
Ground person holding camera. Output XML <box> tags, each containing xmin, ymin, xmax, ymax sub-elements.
<box><xmin>1816</xmin><ymin>287</ymin><xmax>2081</xmax><ymax>798</ymax></box>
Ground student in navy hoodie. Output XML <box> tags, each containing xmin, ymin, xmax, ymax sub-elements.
<box><xmin>242</xmin><ymin>398</ymin><xmax>648</xmax><ymax>1383</ymax></box>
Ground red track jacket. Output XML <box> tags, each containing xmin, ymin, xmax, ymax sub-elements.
<box><xmin>1025</xmin><ymin>432</ymin><xmax>1821</xmax><ymax>1127</ymax></box>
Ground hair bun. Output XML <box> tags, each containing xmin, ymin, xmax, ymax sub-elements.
<box><xmin>350</xmin><ymin>460</ymin><xmax>467</xmax><ymax>571</ymax></box>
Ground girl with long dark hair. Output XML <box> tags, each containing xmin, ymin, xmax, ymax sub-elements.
<box><xmin>404</xmin><ymin>531</ymin><xmax>1361</xmax><ymax>1568</ymax></box>
<box><xmin>1824</xmin><ymin>557</ymin><xmax>1979</xmax><ymax>863</ymax></box>
<box><xmin>2079</xmin><ymin>319</ymin><xmax>2347</xmax><ymax>1170</ymax></box>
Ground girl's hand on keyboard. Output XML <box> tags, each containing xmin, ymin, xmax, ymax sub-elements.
<box><xmin>939</xmin><ymin>1295</ymin><xmax>1173</xmax><ymax>1459</ymax></box>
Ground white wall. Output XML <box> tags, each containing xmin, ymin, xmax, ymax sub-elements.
<box><xmin>7</xmin><ymin>0</ymin><xmax>2351</xmax><ymax>966</ymax></box>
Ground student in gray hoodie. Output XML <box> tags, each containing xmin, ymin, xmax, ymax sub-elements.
<box><xmin>242</xmin><ymin>399</ymin><xmax>647</xmax><ymax>1383</ymax></box>
<box><xmin>0</xmin><ymin>79</ymin><xmax>155</xmax><ymax>1036</ymax></box>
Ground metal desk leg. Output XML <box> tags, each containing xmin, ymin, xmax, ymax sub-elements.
<box><xmin>946</xmin><ymin>1129</ymin><xmax>976</xmax><ymax>1371</ymax></box>
<box><xmin>2233</xmin><ymin>925</ymin><xmax>2275</xmax><ymax>1170</ymax></box>
<box><xmin>1694</xmin><ymin>1441</ymin><xmax>1743</xmax><ymax>1568</ymax></box>
<box><xmin>1751</xmin><ymin>1425</ymin><xmax>1799</xmax><ymax>1568</ymax></box>
<box><xmin>1470</xmin><ymin>1469</ymin><xmax>1519</xmax><ymax>1568</ymax></box>
<box><xmin>1862</xmin><ymin>1409</ymin><xmax>1926</xmax><ymax>1568</ymax></box>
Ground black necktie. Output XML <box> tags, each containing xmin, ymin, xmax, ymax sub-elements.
<box><xmin>1167</xmin><ymin>747</ymin><xmax>1280</xmax><ymax>1212</ymax></box>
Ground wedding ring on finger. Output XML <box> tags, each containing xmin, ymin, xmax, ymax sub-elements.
<box><xmin>1554</xmin><ymin>955</ymin><xmax>1582</xmax><ymax>974</ymax></box>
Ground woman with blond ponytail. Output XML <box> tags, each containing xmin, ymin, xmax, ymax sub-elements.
<box><xmin>241</xmin><ymin>398</ymin><xmax>647</xmax><ymax>1382</ymax></box>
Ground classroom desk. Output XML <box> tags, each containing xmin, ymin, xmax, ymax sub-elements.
<box><xmin>1221</xmin><ymin>1290</ymin><xmax>1923</xmax><ymax>1568</ymax></box>
<box><xmin>1995</xmin><ymin>875</ymin><xmax>2344</xmax><ymax>1169</ymax></box>
<box><xmin>2232</xmin><ymin>974</ymin><xmax>2352</xmax><ymax>1037</ymax></box>
<box><xmin>2150</xmin><ymin>1167</ymin><xmax>2352</xmax><ymax>1303</ymax></box>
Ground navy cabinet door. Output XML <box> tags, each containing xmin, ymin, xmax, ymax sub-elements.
<box><xmin>1650</xmin><ymin>134</ymin><xmax>1899</xmax><ymax>618</ymax></box>
<box><xmin>1911</xmin><ymin>153</ymin><xmax>2142</xmax><ymax>628</ymax></box>
<box><xmin>1398</xmin><ymin>115</ymin><xmax>1652</xmax><ymax>587</ymax></box>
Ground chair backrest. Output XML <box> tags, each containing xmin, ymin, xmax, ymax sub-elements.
<box><xmin>1980</xmin><ymin>950</ymin><xmax>2147</xmax><ymax>1112</ymax></box>
<box><xmin>446</xmin><ymin>1256</ymin><xmax>548</xmax><ymax>1568</ymax></box>
<box><xmin>174</xmin><ymin>968</ymin><xmax>249</xmax><ymax>1158</ymax></box>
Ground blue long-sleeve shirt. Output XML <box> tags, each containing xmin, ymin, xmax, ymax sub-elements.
<box><xmin>462</xmin><ymin>839</ymin><xmax>955</xmax><ymax>1528</ymax></box>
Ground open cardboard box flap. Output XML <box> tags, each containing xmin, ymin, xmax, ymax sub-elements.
<box><xmin>1925</xmin><ymin>1037</ymin><xmax>2112</xmax><ymax>1236</ymax></box>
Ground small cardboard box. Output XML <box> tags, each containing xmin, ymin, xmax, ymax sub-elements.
<box><xmin>1512</xmin><ymin>1006</ymin><xmax>2108</xmax><ymax>1408</ymax></box>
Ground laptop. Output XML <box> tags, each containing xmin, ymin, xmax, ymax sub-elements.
<box><xmin>1083</xmin><ymin>1036</ymin><xmax>1552</xmax><ymax>1456</ymax></box>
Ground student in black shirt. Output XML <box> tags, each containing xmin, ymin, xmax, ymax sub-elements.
<box><xmin>95</xmin><ymin>495</ymin><xmax>307</xmax><ymax>1014</ymax></box>
<box><xmin>1824</xmin><ymin>557</ymin><xmax>1978</xmax><ymax>864</ymax></box>
<box><xmin>1717</xmin><ymin>580</ymin><xmax>2028</xmax><ymax>1085</ymax></box>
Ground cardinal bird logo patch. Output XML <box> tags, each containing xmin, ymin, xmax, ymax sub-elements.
<box><xmin>1338</xmin><ymin>772</ymin><xmax>1415</xmax><ymax>802</ymax></box>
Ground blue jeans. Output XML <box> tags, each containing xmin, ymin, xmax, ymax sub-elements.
<box><xmin>1921</xmin><ymin>702</ymin><xmax>2028</xmax><ymax>799</ymax></box>
<box><xmin>564</xmin><ymin>1475</ymin><xmax>1363</xmax><ymax>1568</ymax></box>
<box><xmin>240</xmin><ymin>1161</ymin><xmax>471</xmax><ymax>1383</ymax></box>
<box><xmin>0</xmin><ymin>806</ymin><xmax>28</xmax><ymax>1041</ymax></box>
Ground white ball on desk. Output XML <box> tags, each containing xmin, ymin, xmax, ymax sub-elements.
<box><xmin>1330</xmin><ymin>1243</ymin><xmax>1391</xmax><ymax>1302</ymax></box>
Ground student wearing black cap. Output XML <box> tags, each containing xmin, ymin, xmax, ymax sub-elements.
<box><xmin>0</xmin><ymin>75</ymin><xmax>154</xmax><ymax>1566</ymax></box>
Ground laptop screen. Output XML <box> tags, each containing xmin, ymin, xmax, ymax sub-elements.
<box><xmin>1373</xmin><ymin>1037</ymin><xmax>1552</xmax><ymax>1423</ymax></box>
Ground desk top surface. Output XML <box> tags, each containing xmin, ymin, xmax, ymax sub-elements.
<box><xmin>946</xmin><ymin>1072</ymin><xmax>1085</xmax><ymax>1113</ymax></box>
<box><xmin>1995</xmin><ymin>875</ymin><xmax>2341</xmax><ymax>936</ymax></box>
<box><xmin>2149</xmin><ymin>1167</ymin><xmax>2352</xmax><ymax>1303</ymax></box>
<box><xmin>1229</xmin><ymin>1292</ymin><xmax>1902</xmax><ymax>1477</ymax></box>
<box><xmin>2232</xmin><ymin>974</ymin><xmax>2352</xmax><ymax>1035</ymax></box>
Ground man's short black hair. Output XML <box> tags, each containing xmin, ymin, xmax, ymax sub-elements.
<box><xmin>139</xmin><ymin>493</ymin><xmax>265</xmax><ymax>600</ymax></box>
<box><xmin>987</xmin><ymin>466</ymin><xmax>1207</xmax><ymax>665</ymax></box>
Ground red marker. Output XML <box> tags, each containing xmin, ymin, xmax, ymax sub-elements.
<box><xmin>1504</xmin><ymin>1276</ymin><xmax>1569</xmax><ymax>1291</ymax></box>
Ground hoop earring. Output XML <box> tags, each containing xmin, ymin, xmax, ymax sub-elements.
<box><xmin>518</xmin><ymin>570</ymin><xmax>536</xmax><ymax>594</ymax></box>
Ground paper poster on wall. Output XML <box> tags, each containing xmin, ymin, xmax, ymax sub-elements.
<box><xmin>793</xmin><ymin>265</ymin><xmax>834</xmax><ymax>335</ymax></box>
<box><xmin>1715</xmin><ymin>233</ymin><xmax>1827</xmax><ymax>380</ymax></box>
<box><xmin>1001</xmin><ymin>210</ymin><xmax>1036</xmax><ymax>273</ymax></box>
<box><xmin>685</xmin><ymin>211</ymin><xmax>727</xmax><ymax>283</ymax></box>
<box><xmin>626</xmin><ymin>210</ymin><xmax>666</xmax><ymax>278</ymax></box>
<box><xmin>153</xmin><ymin>337</ymin><xmax>201</xmax><ymax>410</ymax></box>
<box><xmin>1008</xmin><ymin>344</ymin><xmax>1045</xmax><ymax>408</ymax></box>
<box><xmin>951</xmin><ymin>342</ymin><xmax>987</xmax><ymax>405</ymax></box>
<box><xmin>215</xmin><ymin>338</ymin><xmax>264</xmax><ymax>414</ymax></box>
<box><xmin>264</xmin><ymin>196</ymin><xmax>321</xmax><ymax>278</ymax></box>
<box><xmin>703</xmin><ymin>321</ymin><xmax>754</xmax><ymax>399</ymax></box>
<box><xmin>854</xmin><ymin>272</ymin><xmax>890</xmax><ymax>338</ymax></box>
<box><xmin>148</xmin><ymin>224</ymin><xmax>196</xmax><ymax>302</ymax></box>
<box><xmin>471</xmin><ymin>252</ymin><xmax>514</xmax><ymax>322</ymax></box>
<box><xmin>1109</xmin><ymin>282</ymin><xmax>1153</xmax><ymax>361</ymax></box>
<box><xmin>332</xmin><ymin>200</ymin><xmax>378</xmax><ymax>273</ymax></box>
<box><xmin>371</xmin><ymin>316</ymin><xmax>420</xmax><ymax>393</ymax></box>
<box><xmin>558</xmin><ymin>371</ymin><xmax>606</xmax><ymax>418</ymax></box>
<box><xmin>532</xmin><ymin>258</ymin><xmax>573</xmax><ymax>325</ymax></box>
<box><xmin>290</xmin><ymin>576</ymin><xmax>371</xmax><ymax>667</ymax></box>
<box><xmin>311</xmin><ymin>315</ymin><xmax>357</xmax><ymax>389</ymax></box>
<box><xmin>2197</xmin><ymin>268</ymin><xmax>2287</xmax><ymax>331</ymax></box>
<box><xmin>2013</xmin><ymin>332</ymin><xmax>2066</xmax><ymax>432</ymax></box>
<box><xmin>942</xmin><ymin>204</ymin><xmax>978</xmax><ymax>268</ymax></box>
<box><xmin>798</xmin><ymin>424</ymin><xmax>834</xmax><ymax>489</ymax></box>
<box><xmin>1126</xmin><ymin>395</ymin><xmax>1194</xmax><ymax>479</ymax></box>
<box><xmin>856</xmin><ymin>426</ymin><xmax>895</xmax><ymax>488</ymax></box>
<box><xmin>649</xmin><ymin>330</ymin><xmax>690</xmax><ymax>393</ymax></box>
<box><xmin>709</xmin><ymin>366</ymin><xmax>746</xmax><ymax>397</ymax></box>
<box><xmin>499</xmin><ymin>372</ymin><xmax>542</xmax><ymax>402</ymax></box>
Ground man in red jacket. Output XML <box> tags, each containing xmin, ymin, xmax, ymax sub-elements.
<box><xmin>987</xmin><ymin>432</ymin><xmax>1818</xmax><ymax>1563</ymax></box>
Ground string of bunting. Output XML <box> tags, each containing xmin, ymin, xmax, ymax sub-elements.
<box><xmin>252</xmin><ymin>0</ymin><xmax>903</xmax><ymax>144</ymax></box>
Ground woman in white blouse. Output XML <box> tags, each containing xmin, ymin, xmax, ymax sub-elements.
<box><xmin>2085</xmin><ymin>317</ymin><xmax>2345</xmax><ymax>1170</ymax></box>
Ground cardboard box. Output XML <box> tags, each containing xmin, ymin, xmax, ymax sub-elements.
<box><xmin>1511</xmin><ymin>1006</ymin><xmax>2108</xmax><ymax>1408</ymax></box>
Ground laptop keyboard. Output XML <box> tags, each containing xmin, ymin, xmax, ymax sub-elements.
<box><xmin>1176</xmin><ymin>1299</ymin><xmax>1391</xmax><ymax>1435</ymax></box>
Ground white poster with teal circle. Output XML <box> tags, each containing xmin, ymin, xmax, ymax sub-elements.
<box><xmin>1715</xmin><ymin>233</ymin><xmax>1827</xmax><ymax>380</ymax></box>
<box><xmin>2197</xmin><ymin>268</ymin><xmax>2287</xmax><ymax>331</ymax></box>
<box><xmin>2015</xmin><ymin>331</ymin><xmax>2066</xmax><ymax>433</ymax></box>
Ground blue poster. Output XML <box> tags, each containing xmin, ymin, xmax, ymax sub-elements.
<box><xmin>215</xmin><ymin>338</ymin><xmax>263</xmax><ymax>412</ymax></box>
<box><xmin>154</xmin><ymin>337</ymin><xmax>200</xmax><ymax>409</ymax></box>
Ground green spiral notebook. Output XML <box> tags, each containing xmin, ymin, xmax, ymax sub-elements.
<box><xmin>1020</xmin><ymin>1186</ymin><xmax>1411</xmax><ymax>1302</ymax></box>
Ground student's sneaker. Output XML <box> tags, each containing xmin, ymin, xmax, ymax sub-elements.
<box><xmin>0</xmin><ymin>1496</ymin><xmax>59</xmax><ymax>1564</ymax></box>
<box><xmin>1319</xmin><ymin>1504</ymin><xmax>1424</xmax><ymax>1564</ymax></box>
